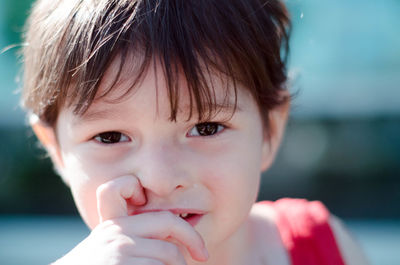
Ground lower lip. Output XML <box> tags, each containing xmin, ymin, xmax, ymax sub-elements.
<box><xmin>185</xmin><ymin>214</ymin><xmax>203</xmax><ymax>226</ymax></box>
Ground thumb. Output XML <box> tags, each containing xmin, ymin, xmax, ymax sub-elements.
<box><xmin>96</xmin><ymin>175</ymin><xmax>146</xmax><ymax>223</ymax></box>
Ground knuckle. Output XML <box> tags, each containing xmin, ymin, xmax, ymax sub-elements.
<box><xmin>92</xmin><ymin>221</ymin><xmax>126</xmax><ymax>244</ymax></box>
<box><xmin>96</xmin><ymin>177</ymin><xmax>127</xmax><ymax>198</ymax></box>
<box><xmin>109</xmin><ymin>235</ymin><xmax>134</xmax><ymax>254</ymax></box>
<box><xmin>96</xmin><ymin>182</ymin><xmax>112</xmax><ymax>198</ymax></box>
<box><xmin>98</xmin><ymin>220</ymin><xmax>122</xmax><ymax>232</ymax></box>
<box><xmin>99</xmin><ymin>219</ymin><xmax>115</xmax><ymax>228</ymax></box>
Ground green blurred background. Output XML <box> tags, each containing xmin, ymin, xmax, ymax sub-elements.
<box><xmin>0</xmin><ymin>0</ymin><xmax>399</xmax><ymax>264</ymax></box>
<box><xmin>1</xmin><ymin>0</ymin><xmax>399</xmax><ymax>218</ymax></box>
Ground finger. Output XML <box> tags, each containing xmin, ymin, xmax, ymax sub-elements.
<box><xmin>127</xmin><ymin>237</ymin><xmax>187</xmax><ymax>265</ymax></box>
<box><xmin>97</xmin><ymin>175</ymin><xmax>146</xmax><ymax>222</ymax></box>
<box><xmin>114</xmin><ymin>211</ymin><xmax>208</xmax><ymax>262</ymax></box>
<box><xmin>125</xmin><ymin>257</ymin><xmax>165</xmax><ymax>265</ymax></box>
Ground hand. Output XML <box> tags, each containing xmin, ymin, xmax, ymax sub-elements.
<box><xmin>52</xmin><ymin>176</ymin><xmax>209</xmax><ymax>265</ymax></box>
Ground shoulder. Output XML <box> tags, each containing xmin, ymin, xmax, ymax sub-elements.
<box><xmin>329</xmin><ymin>215</ymin><xmax>371</xmax><ymax>265</ymax></box>
<box><xmin>254</xmin><ymin>199</ymin><xmax>370</xmax><ymax>265</ymax></box>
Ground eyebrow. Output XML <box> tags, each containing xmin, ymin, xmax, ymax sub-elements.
<box><xmin>74</xmin><ymin>102</ymin><xmax>242</xmax><ymax>125</ymax></box>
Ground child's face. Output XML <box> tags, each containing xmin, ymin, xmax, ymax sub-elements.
<box><xmin>42</xmin><ymin>57</ymin><xmax>285</xmax><ymax>251</ymax></box>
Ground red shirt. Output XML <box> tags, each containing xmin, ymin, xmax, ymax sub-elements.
<box><xmin>259</xmin><ymin>198</ymin><xmax>346</xmax><ymax>265</ymax></box>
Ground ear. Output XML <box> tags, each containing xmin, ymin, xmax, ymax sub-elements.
<box><xmin>30</xmin><ymin>115</ymin><xmax>66</xmax><ymax>180</ymax></box>
<box><xmin>260</xmin><ymin>97</ymin><xmax>290</xmax><ymax>172</ymax></box>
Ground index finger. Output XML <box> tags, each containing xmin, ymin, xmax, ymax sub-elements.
<box><xmin>114</xmin><ymin>211</ymin><xmax>209</xmax><ymax>262</ymax></box>
<box><xmin>96</xmin><ymin>175</ymin><xmax>146</xmax><ymax>222</ymax></box>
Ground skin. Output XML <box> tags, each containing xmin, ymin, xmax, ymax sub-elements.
<box><xmin>32</xmin><ymin>56</ymin><xmax>369</xmax><ymax>265</ymax></box>
<box><xmin>34</xmin><ymin>56</ymin><xmax>289</xmax><ymax>265</ymax></box>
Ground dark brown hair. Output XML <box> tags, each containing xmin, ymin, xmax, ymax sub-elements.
<box><xmin>22</xmin><ymin>0</ymin><xmax>291</xmax><ymax>128</ymax></box>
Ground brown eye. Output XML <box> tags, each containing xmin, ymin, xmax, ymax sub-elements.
<box><xmin>94</xmin><ymin>131</ymin><xmax>130</xmax><ymax>144</ymax></box>
<box><xmin>188</xmin><ymin>122</ymin><xmax>225</xmax><ymax>137</ymax></box>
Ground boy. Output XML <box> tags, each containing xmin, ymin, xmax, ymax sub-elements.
<box><xmin>22</xmin><ymin>0</ymin><xmax>369</xmax><ymax>264</ymax></box>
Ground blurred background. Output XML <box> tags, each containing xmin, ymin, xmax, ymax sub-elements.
<box><xmin>0</xmin><ymin>0</ymin><xmax>399</xmax><ymax>264</ymax></box>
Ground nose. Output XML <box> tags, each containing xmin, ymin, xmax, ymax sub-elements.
<box><xmin>135</xmin><ymin>142</ymin><xmax>192</xmax><ymax>197</ymax></box>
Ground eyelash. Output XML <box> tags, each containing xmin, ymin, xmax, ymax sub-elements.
<box><xmin>92</xmin><ymin>122</ymin><xmax>227</xmax><ymax>144</ymax></box>
<box><xmin>93</xmin><ymin>131</ymin><xmax>130</xmax><ymax>144</ymax></box>
<box><xmin>187</xmin><ymin>122</ymin><xmax>226</xmax><ymax>137</ymax></box>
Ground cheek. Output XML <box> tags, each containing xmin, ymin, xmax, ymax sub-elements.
<box><xmin>63</xmin><ymin>146</ymin><xmax>130</xmax><ymax>184</ymax></box>
<box><xmin>202</xmin><ymin>140</ymin><xmax>263</xmax><ymax>206</ymax></box>
<box><xmin>61</xmin><ymin>151</ymin><xmax>128</xmax><ymax>228</ymax></box>
<box><xmin>200</xmin><ymin>147</ymin><xmax>261</xmax><ymax>243</ymax></box>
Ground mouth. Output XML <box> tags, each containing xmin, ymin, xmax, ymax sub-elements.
<box><xmin>131</xmin><ymin>209</ymin><xmax>204</xmax><ymax>227</ymax></box>
<box><xmin>175</xmin><ymin>212</ymin><xmax>203</xmax><ymax>226</ymax></box>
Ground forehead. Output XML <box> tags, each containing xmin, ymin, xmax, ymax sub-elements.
<box><xmin>77</xmin><ymin>54</ymin><xmax>252</xmax><ymax>122</ymax></box>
